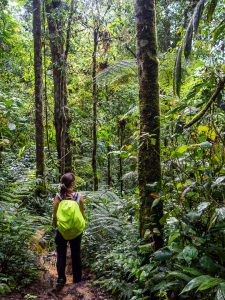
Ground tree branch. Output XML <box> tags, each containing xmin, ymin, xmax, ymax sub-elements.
<box><xmin>184</xmin><ymin>78</ymin><xmax>225</xmax><ymax>129</ymax></box>
<box><xmin>125</xmin><ymin>45</ymin><xmax>137</xmax><ymax>58</ymax></box>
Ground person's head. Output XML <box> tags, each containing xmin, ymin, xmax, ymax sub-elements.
<box><xmin>60</xmin><ymin>172</ymin><xmax>75</xmax><ymax>196</ymax></box>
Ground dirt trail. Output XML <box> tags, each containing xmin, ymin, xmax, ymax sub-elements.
<box><xmin>2</xmin><ymin>252</ymin><xmax>112</xmax><ymax>300</ymax></box>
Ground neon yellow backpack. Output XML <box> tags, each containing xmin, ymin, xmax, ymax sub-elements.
<box><xmin>56</xmin><ymin>192</ymin><xmax>85</xmax><ymax>240</ymax></box>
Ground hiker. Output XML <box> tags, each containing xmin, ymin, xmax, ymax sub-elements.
<box><xmin>52</xmin><ymin>172</ymin><xmax>85</xmax><ymax>285</ymax></box>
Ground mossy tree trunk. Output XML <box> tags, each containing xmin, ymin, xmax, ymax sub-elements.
<box><xmin>135</xmin><ymin>0</ymin><xmax>163</xmax><ymax>250</ymax></box>
<box><xmin>33</xmin><ymin>0</ymin><xmax>44</xmax><ymax>178</ymax></box>
<box><xmin>46</xmin><ymin>0</ymin><xmax>72</xmax><ymax>176</ymax></box>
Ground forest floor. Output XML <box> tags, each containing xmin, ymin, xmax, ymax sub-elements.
<box><xmin>2</xmin><ymin>251</ymin><xmax>113</xmax><ymax>300</ymax></box>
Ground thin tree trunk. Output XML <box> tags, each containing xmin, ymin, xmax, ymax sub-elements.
<box><xmin>162</xmin><ymin>0</ymin><xmax>170</xmax><ymax>52</ymax></box>
<box><xmin>135</xmin><ymin>0</ymin><xmax>163</xmax><ymax>250</ymax></box>
<box><xmin>42</xmin><ymin>2</ymin><xmax>50</xmax><ymax>155</ymax></box>
<box><xmin>33</xmin><ymin>0</ymin><xmax>44</xmax><ymax>178</ymax></box>
<box><xmin>119</xmin><ymin>119</ymin><xmax>125</xmax><ymax>196</ymax></box>
<box><xmin>64</xmin><ymin>0</ymin><xmax>75</xmax><ymax>172</ymax></box>
<box><xmin>107</xmin><ymin>144</ymin><xmax>112</xmax><ymax>188</ymax></box>
<box><xmin>92</xmin><ymin>27</ymin><xmax>98</xmax><ymax>191</ymax></box>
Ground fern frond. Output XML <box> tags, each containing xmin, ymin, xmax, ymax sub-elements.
<box><xmin>95</xmin><ymin>59</ymin><xmax>137</xmax><ymax>86</ymax></box>
<box><xmin>120</xmin><ymin>106</ymin><xmax>138</xmax><ymax>121</ymax></box>
<box><xmin>122</xmin><ymin>171</ymin><xmax>138</xmax><ymax>181</ymax></box>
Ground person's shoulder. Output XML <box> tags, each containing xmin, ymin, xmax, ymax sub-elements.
<box><xmin>54</xmin><ymin>193</ymin><xmax>61</xmax><ymax>203</ymax></box>
<box><xmin>75</xmin><ymin>192</ymin><xmax>84</xmax><ymax>203</ymax></box>
<box><xmin>80</xmin><ymin>194</ymin><xmax>84</xmax><ymax>202</ymax></box>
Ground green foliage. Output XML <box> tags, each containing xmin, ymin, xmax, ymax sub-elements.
<box><xmin>82</xmin><ymin>191</ymin><xmax>142</xmax><ymax>299</ymax></box>
<box><xmin>173</xmin><ymin>0</ymin><xmax>220</xmax><ymax>96</ymax></box>
<box><xmin>207</xmin><ymin>0</ymin><xmax>218</xmax><ymax>22</ymax></box>
<box><xmin>0</xmin><ymin>0</ymin><xmax>225</xmax><ymax>299</ymax></box>
<box><xmin>0</xmin><ymin>205</ymin><xmax>39</xmax><ymax>293</ymax></box>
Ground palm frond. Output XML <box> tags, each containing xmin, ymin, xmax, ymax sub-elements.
<box><xmin>95</xmin><ymin>59</ymin><xmax>137</xmax><ymax>86</ymax></box>
<box><xmin>212</xmin><ymin>18</ymin><xmax>225</xmax><ymax>42</ymax></box>
<box><xmin>207</xmin><ymin>0</ymin><xmax>218</xmax><ymax>22</ymax></box>
<box><xmin>173</xmin><ymin>0</ymin><xmax>218</xmax><ymax>96</ymax></box>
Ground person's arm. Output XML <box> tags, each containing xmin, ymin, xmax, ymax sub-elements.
<box><xmin>79</xmin><ymin>195</ymin><xmax>85</xmax><ymax>216</ymax></box>
<box><xmin>52</xmin><ymin>195</ymin><xmax>60</xmax><ymax>227</ymax></box>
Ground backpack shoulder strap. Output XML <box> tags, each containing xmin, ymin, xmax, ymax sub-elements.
<box><xmin>73</xmin><ymin>192</ymin><xmax>81</xmax><ymax>205</ymax></box>
<box><xmin>56</xmin><ymin>193</ymin><xmax>63</xmax><ymax>201</ymax></box>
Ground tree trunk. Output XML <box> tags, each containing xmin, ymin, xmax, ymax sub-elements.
<box><xmin>135</xmin><ymin>0</ymin><xmax>163</xmax><ymax>250</ymax></box>
<box><xmin>46</xmin><ymin>0</ymin><xmax>72</xmax><ymax>175</ymax></box>
<box><xmin>118</xmin><ymin>119</ymin><xmax>125</xmax><ymax>196</ymax></box>
<box><xmin>92</xmin><ymin>27</ymin><xmax>98</xmax><ymax>191</ymax></box>
<box><xmin>161</xmin><ymin>0</ymin><xmax>170</xmax><ymax>52</ymax></box>
<box><xmin>33</xmin><ymin>0</ymin><xmax>44</xmax><ymax>178</ymax></box>
<box><xmin>107</xmin><ymin>144</ymin><xmax>112</xmax><ymax>188</ymax></box>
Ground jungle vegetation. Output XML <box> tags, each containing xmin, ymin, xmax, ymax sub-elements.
<box><xmin>1</xmin><ymin>0</ymin><xmax>225</xmax><ymax>299</ymax></box>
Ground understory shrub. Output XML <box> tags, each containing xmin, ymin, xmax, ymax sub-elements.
<box><xmin>82</xmin><ymin>191</ymin><xmax>147</xmax><ymax>299</ymax></box>
<box><xmin>0</xmin><ymin>205</ymin><xmax>39</xmax><ymax>294</ymax></box>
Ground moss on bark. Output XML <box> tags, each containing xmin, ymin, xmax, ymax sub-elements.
<box><xmin>135</xmin><ymin>0</ymin><xmax>163</xmax><ymax>250</ymax></box>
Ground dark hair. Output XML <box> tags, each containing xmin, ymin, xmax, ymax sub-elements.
<box><xmin>60</xmin><ymin>172</ymin><xmax>75</xmax><ymax>198</ymax></box>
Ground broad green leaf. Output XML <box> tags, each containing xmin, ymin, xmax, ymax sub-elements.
<box><xmin>176</xmin><ymin>182</ymin><xmax>182</xmax><ymax>190</ymax></box>
<box><xmin>180</xmin><ymin>275</ymin><xmax>212</xmax><ymax>294</ymax></box>
<box><xmin>167</xmin><ymin>271</ymin><xmax>192</xmax><ymax>282</ymax></box>
<box><xmin>215</xmin><ymin>208</ymin><xmax>225</xmax><ymax>221</ymax></box>
<box><xmin>178</xmin><ymin>245</ymin><xmax>198</xmax><ymax>263</ymax></box>
<box><xmin>139</xmin><ymin>270</ymin><xmax>147</xmax><ymax>281</ymax></box>
<box><xmin>178</xmin><ymin>266</ymin><xmax>203</xmax><ymax>276</ymax></box>
<box><xmin>197</xmin><ymin>277</ymin><xmax>224</xmax><ymax>291</ymax></box>
<box><xmin>168</xmin><ymin>232</ymin><xmax>180</xmax><ymax>245</ymax></box>
<box><xmin>153</xmin><ymin>248</ymin><xmax>173</xmax><ymax>261</ymax></box>
<box><xmin>177</xmin><ymin>145</ymin><xmax>189</xmax><ymax>154</ymax></box>
<box><xmin>208</xmin><ymin>130</ymin><xmax>216</xmax><ymax>141</ymax></box>
<box><xmin>198</xmin><ymin>125</ymin><xmax>209</xmax><ymax>133</ymax></box>
<box><xmin>213</xmin><ymin>177</ymin><xmax>225</xmax><ymax>186</ymax></box>
<box><xmin>208</xmin><ymin>212</ymin><xmax>217</xmax><ymax>230</ymax></box>
<box><xmin>197</xmin><ymin>202</ymin><xmax>210</xmax><ymax>213</ymax></box>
